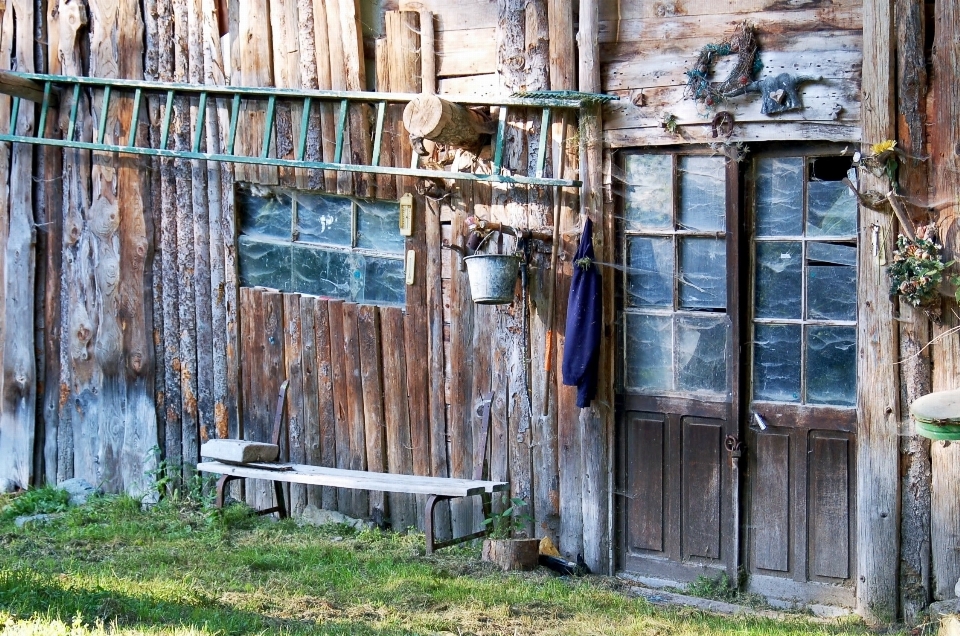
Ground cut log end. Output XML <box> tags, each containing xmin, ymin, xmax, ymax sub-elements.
<box><xmin>402</xmin><ymin>95</ymin><xmax>494</xmax><ymax>154</ymax></box>
<box><xmin>481</xmin><ymin>538</ymin><xmax>540</xmax><ymax>571</ymax></box>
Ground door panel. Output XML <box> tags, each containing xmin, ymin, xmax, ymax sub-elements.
<box><xmin>682</xmin><ymin>419</ymin><xmax>722</xmax><ymax>560</ymax></box>
<box><xmin>752</xmin><ymin>432</ymin><xmax>790</xmax><ymax>572</ymax></box>
<box><xmin>624</xmin><ymin>414</ymin><xmax>665</xmax><ymax>553</ymax></box>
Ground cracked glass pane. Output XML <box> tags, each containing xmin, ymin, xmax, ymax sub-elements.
<box><xmin>808</xmin><ymin>241</ymin><xmax>857</xmax><ymax>266</ymax></box>
<box><xmin>680</xmin><ymin>237</ymin><xmax>726</xmax><ymax>309</ymax></box>
<box><xmin>625</xmin><ymin>313</ymin><xmax>673</xmax><ymax>392</ymax></box>
<box><xmin>807</xmin><ymin>265</ymin><xmax>857</xmax><ymax>321</ymax></box>
<box><xmin>753</xmin><ymin>323</ymin><xmax>801</xmax><ymax>402</ymax></box>
<box><xmin>676</xmin><ymin>314</ymin><xmax>730</xmax><ymax>395</ymax></box>
<box><xmin>292</xmin><ymin>246</ymin><xmax>358</xmax><ymax>299</ymax></box>
<box><xmin>679</xmin><ymin>156</ymin><xmax>726</xmax><ymax>232</ymax></box>
<box><xmin>806</xmin><ymin>326</ymin><xmax>856</xmax><ymax>406</ymax></box>
<box><xmin>357</xmin><ymin>199</ymin><xmax>404</xmax><ymax>254</ymax></box>
<box><xmin>624</xmin><ymin>154</ymin><xmax>672</xmax><ymax>231</ymax></box>
<box><xmin>807</xmin><ymin>179</ymin><xmax>857</xmax><ymax>237</ymax></box>
<box><xmin>238</xmin><ymin>236</ymin><xmax>291</xmax><ymax>290</ymax></box>
<box><xmin>361</xmin><ymin>256</ymin><xmax>406</xmax><ymax>306</ymax></box>
<box><xmin>296</xmin><ymin>191</ymin><xmax>354</xmax><ymax>247</ymax></box>
<box><xmin>626</xmin><ymin>236</ymin><xmax>674</xmax><ymax>307</ymax></box>
<box><xmin>755</xmin><ymin>157</ymin><xmax>803</xmax><ymax>236</ymax></box>
<box><xmin>237</xmin><ymin>185</ymin><xmax>292</xmax><ymax>240</ymax></box>
<box><xmin>755</xmin><ymin>241</ymin><xmax>802</xmax><ymax>319</ymax></box>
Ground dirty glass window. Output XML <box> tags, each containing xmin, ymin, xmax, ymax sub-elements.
<box><xmin>236</xmin><ymin>183</ymin><xmax>406</xmax><ymax>306</ymax></box>
<box><xmin>751</xmin><ymin>156</ymin><xmax>857</xmax><ymax>407</ymax></box>
<box><xmin>621</xmin><ymin>153</ymin><xmax>732</xmax><ymax>400</ymax></box>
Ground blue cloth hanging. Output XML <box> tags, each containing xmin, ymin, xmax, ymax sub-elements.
<box><xmin>562</xmin><ymin>217</ymin><xmax>602</xmax><ymax>408</ymax></box>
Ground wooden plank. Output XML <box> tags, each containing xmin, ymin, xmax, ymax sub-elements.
<box><xmin>604</xmin><ymin>121</ymin><xmax>861</xmax><ymax>147</ymax></box>
<box><xmin>0</xmin><ymin>0</ymin><xmax>35</xmax><ymax>491</ymax></box>
<box><xmin>310</xmin><ymin>0</ymin><xmax>338</xmax><ymax>190</ymax></box>
<box><xmin>341</xmin><ymin>302</ymin><xmax>369</xmax><ymax>518</ymax></box>
<box><xmin>239</xmin><ymin>287</ymin><xmax>259</xmax><ymax>507</ymax></box>
<box><xmin>374</xmin><ymin>38</ymin><xmax>398</xmax><ymax>199</ymax></box>
<box><xmin>327</xmin><ymin>298</ymin><xmax>354</xmax><ymax>514</ymax></box>
<box><xmin>381</xmin><ymin>306</ymin><xmax>417</xmax><ymax>530</ymax></box>
<box><xmin>598</xmin><ymin>0</ymin><xmax>862</xmax><ymax>21</ymax></box>
<box><xmin>625</xmin><ymin>414</ymin><xmax>665</xmax><ymax>553</ymax></box>
<box><xmin>269</xmin><ymin>0</ymin><xmax>305</xmax><ymax>186</ymax></box>
<box><xmin>198</xmin><ymin>461</ymin><xmax>508</xmax><ymax>497</ymax></box>
<box><xmin>283</xmin><ymin>293</ymin><xmax>307</xmax><ymax>516</ymax></box>
<box><xmin>419</xmin><ymin>11</ymin><xmax>436</xmax><ymax>93</ymax></box>
<box><xmin>438</xmin><ymin>73</ymin><xmax>500</xmax><ymax>97</ymax></box>
<box><xmin>298</xmin><ymin>296</ymin><xmax>324</xmax><ymax>509</ymax></box>
<box><xmin>435</xmin><ymin>28</ymin><xmax>496</xmax><ymax>77</ymax></box>
<box><xmin>598</xmin><ymin>7</ymin><xmax>863</xmax><ymax>44</ymax></box>
<box><xmin>313</xmin><ymin>298</ymin><xmax>338</xmax><ymax>510</ymax></box>
<box><xmin>294</xmin><ymin>0</ymin><xmax>323</xmax><ymax>189</ymax></box>
<box><xmin>399</xmin><ymin>0</ymin><xmax>497</xmax><ymax>31</ymax></box>
<box><xmin>338</xmin><ymin>0</ymin><xmax>372</xmax><ymax>196</ymax></box>
<box><xmin>235</xmin><ymin>0</ymin><xmax>277</xmax><ymax>183</ymax></box>
<box><xmin>358</xmin><ymin>305</ymin><xmax>387</xmax><ymax>523</ymax></box>
<box><xmin>681</xmin><ymin>421</ymin><xmax>722</xmax><ymax>560</ymax></box>
<box><xmin>809</xmin><ymin>435</ymin><xmax>851</xmax><ymax>580</ymax></box>
<box><xmin>856</xmin><ymin>0</ymin><xmax>899</xmax><ymax>622</ymax></box>
<box><xmin>385</xmin><ymin>9</ymin><xmax>421</xmax><ymax>200</ymax></box>
<box><xmin>752</xmin><ymin>432</ymin><xmax>790</xmax><ymax>571</ymax></box>
<box><xmin>259</xmin><ymin>291</ymin><xmax>286</xmax><ymax>510</ymax></box>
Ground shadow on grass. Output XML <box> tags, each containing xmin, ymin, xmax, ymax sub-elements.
<box><xmin>0</xmin><ymin>568</ymin><xmax>405</xmax><ymax>636</ymax></box>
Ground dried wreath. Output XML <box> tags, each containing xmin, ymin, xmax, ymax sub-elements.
<box><xmin>684</xmin><ymin>21</ymin><xmax>762</xmax><ymax>112</ymax></box>
<box><xmin>888</xmin><ymin>226</ymin><xmax>957</xmax><ymax>322</ymax></box>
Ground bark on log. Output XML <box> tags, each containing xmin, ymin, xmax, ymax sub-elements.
<box><xmin>481</xmin><ymin>538</ymin><xmax>540</xmax><ymax>571</ymax></box>
<box><xmin>402</xmin><ymin>95</ymin><xmax>493</xmax><ymax>154</ymax></box>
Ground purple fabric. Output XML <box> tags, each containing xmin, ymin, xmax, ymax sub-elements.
<box><xmin>562</xmin><ymin>217</ymin><xmax>602</xmax><ymax>408</ymax></box>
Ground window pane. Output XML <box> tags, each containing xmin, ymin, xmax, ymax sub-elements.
<box><xmin>238</xmin><ymin>237</ymin><xmax>291</xmax><ymax>290</ymax></box>
<box><xmin>753</xmin><ymin>323</ymin><xmax>801</xmax><ymax>402</ymax></box>
<box><xmin>807</xmin><ymin>265</ymin><xmax>857</xmax><ymax>321</ymax></box>
<box><xmin>679</xmin><ymin>156</ymin><xmax>725</xmax><ymax>232</ymax></box>
<box><xmin>755</xmin><ymin>157</ymin><xmax>803</xmax><ymax>236</ymax></box>
<box><xmin>623</xmin><ymin>154</ymin><xmax>672</xmax><ymax>231</ymax></box>
<box><xmin>676</xmin><ymin>314</ymin><xmax>729</xmax><ymax>395</ymax></box>
<box><xmin>237</xmin><ymin>186</ymin><xmax>292</xmax><ymax>240</ymax></box>
<box><xmin>296</xmin><ymin>191</ymin><xmax>354</xmax><ymax>247</ymax></box>
<box><xmin>808</xmin><ymin>241</ymin><xmax>857</xmax><ymax>266</ymax></box>
<box><xmin>807</xmin><ymin>179</ymin><xmax>857</xmax><ymax>237</ymax></box>
<box><xmin>754</xmin><ymin>241</ymin><xmax>802</xmax><ymax>319</ymax></box>
<box><xmin>680</xmin><ymin>237</ymin><xmax>726</xmax><ymax>309</ymax></box>
<box><xmin>806</xmin><ymin>326</ymin><xmax>856</xmax><ymax>406</ymax></box>
<box><xmin>357</xmin><ymin>199</ymin><xmax>404</xmax><ymax>254</ymax></box>
<box><xmin>626</xmin><ymin>236</ymin><xmax>673</xmax><ymax>307</ymax></box>
<box><xmin>624</xmin><ymin>313</ymin><xmax>672</xmax><ymax>392</ymax></box>
<box><xmin>361</xmin><ymin>256</ymin><xmax>406</xmax><ymax>306</ymax></box>
<box><xmin>291</xmin><ymin>245</ymin><xmax>357</xmax><ymax>299</ymax></box>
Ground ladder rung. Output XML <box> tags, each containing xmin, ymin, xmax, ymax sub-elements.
<box><xmin>492</xmin><ymin>106</ymin><xmax>508</xmax><ymax>175</ymax></box>
<box><xmin>96</xmin><ymin>85</ymin><xmax>111</xmax><ymax>144</ymax></box>
<box><xmin>159</xmin><ymin>90</ymin><xmax>174</xmax><ymax>150</ymax></box>
<box><xmin>127</xmin><ymin>88</ymin><xmax>142</xmax><ymax>147</ymax></box>
<box><xmin>296</xmin><ymin>96</ymin><xmax>312</xmax><ymax>161</ymax></box>
<box><xmin>261</xmin><ymin>95</ymin><xmax>275</xmax><ymax>159</ymax></box>
<box><xmin>226</xmin><ymin>93</ymin><xmax>241</xmax><ymax>155</ymax></box>
<box><xmin>371</xmin><ymin>101</ymin><xmax>386</xmax><ymax>167</ymax></box>
<box><xmin>334</xmin><ymin>99</ymin><xmax>348</xmax><ymax>164</ymax></box>
<box><xmin>67</xmin><ymin>84</ymin><xmax>80</xmax><ymax>141</ymax></box>
<box><xmin>36</xmin><ymin>81</ymin><xmax>53</xmax><ymax>137</ymax></box>
<box><xmin>535</xmin><ymin>107</ymin><xmax>551</xmax><ymax>179</ymax></box>
<box><xmin>8</xmin><ymin>96</ymin><xmax>19</xmax><ymax>135</ymax></box>
<box><xmin>192</xmin><ymin>92</ymin><xmax>207</xmax><ymax>153</ymax></box>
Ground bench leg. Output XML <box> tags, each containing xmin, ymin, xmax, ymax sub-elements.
<box><xmin>425</xmin><ymin>494</ymin><xmax>490</xmax><ymax>555</ymax></box>
<box><xmin>215</xmin><ymin>475</ymin><xmax>286</xmax><ymax>520</ymax></box>
<box><xmin>215</xmin><ymin>475</ymin><xmax>241</xmax><ymax>509</ymax></box>
<box><xmin>273</xmin><ymin>481</ymin><xmax>287</xmax><ymax>519</ymax></box>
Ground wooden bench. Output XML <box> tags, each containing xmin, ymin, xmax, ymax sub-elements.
<box><xmin>198</xmin><ymin>381</ymin><xmax>507</xmax><ymax>554</ymax></box>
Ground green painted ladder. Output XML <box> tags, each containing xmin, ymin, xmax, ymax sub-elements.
<box><xmin>0</xmin><ymin>71</ymin><xmax>614</xmax><ymax>188</ymax></box>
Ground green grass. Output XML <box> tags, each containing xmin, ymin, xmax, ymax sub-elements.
<box><xmin>0</xmin><ymin>491</ymin><xmax>901</xmax><ymax>635</ymax></box>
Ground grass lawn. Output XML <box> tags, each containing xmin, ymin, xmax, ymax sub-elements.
<box><xmin>0</xmin><ymin>488</ymin><xmax>906</xmax><ymax>636</ymax></box>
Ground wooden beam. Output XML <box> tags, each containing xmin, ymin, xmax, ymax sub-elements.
<box><xmin>0</xmin><ymin>70</ymin><xmax>56</xmax><ymax>105</ymax></box>
<box><xmin>856</xmin><ymin>0</ymin><xmax>900</xmax><ymax>622</ymax></box>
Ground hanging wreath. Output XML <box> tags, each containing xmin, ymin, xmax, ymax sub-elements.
<box><xmin>684</xmin><ymin>22</ymin><xmax>762</xmax><ymax>111</ymax></box>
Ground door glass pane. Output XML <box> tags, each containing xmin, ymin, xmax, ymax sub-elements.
<box><xmin>626</xmin><ymin>236</ymin><xmax>673</xmax><ymax>307</ymax></box>
<box><xmin>676</xmin><ymin>314</ymin><xmax>729</xmax><ymax>395</ymax></box>
<box><xmin>806</xmin><ymin>326</ymin><xmax>856</xmax><ymax>406</ymax></box>
<box><xmin>753</xmin><ymin>323</ymin><xmax>801</xmax><ymax>402</ymax></box>
<box><xmin>625</xmin><ymin>313</ymin><xmax>673</xmax><ymax>392</ymax></box>
<box><xmin>755</xmin><ymin>157</ymin><xmax>803</xmax><ymax>236</ymax></box>
<box><xmin>680</xmin><ymin>237</ymin><xmax>726</xmax><ymax>309</ymax></box>
<box><xmin>807</xmin><ymin>179</ymin><xmax>857</xmax><ymax>237</ymax></box>
<box><xmin>356</xmin><ymin>199</ymin><xmax>404</xmax><ymax>253</ymax></box>
<box><xmin>755</xmin><ymin>241</ymin><xmax>802</xmax><ymax>319</ymax></box>
<box><xmin>679</xmin><ymin>156</ymin><xmax>726</xmax><ymax>232</ymax></box>
<box><xmin>808</xmin><ymin>241</ymin><xmax>857</xmax><ymax>266</ymax></box>
<box><xmin>624</xmin><ymin>154</ymin><xmax>672</xmax><ymax>231</ymax></box>
<box><xmin>238</xmin><ymin>237</ymin><xmax>291</xmax><ymax>289</ymax></box>
<box><xmin>296</xmin><ymin>191</ymin><xmax>354</xmax><ymax>247</ymax></box>
<box><xmin>807</xmin><ymin>265</ymin><xmax>857</xmax><ymax>321</ymax></box>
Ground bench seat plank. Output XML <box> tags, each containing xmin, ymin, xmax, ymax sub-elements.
<box><xmin>198</xmin><ymin>461</ymin><xmax>509</xmax><ymax>498</ymax></box>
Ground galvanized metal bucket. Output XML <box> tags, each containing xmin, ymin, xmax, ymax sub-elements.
<box><xmin>464</xmin><ymin>254</ymin><xmax>519</xmax><ymax>304</ymax></box>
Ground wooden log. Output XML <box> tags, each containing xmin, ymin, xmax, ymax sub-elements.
<box><xmin>235</xmin><ymin>0</ymin><xmax>277</xmax><ymax>184</ymax></box>
<box><xmin>259</xmin><ymin>290</ymin><xmax>286</xmax><ymax>511</ymax></box>
<box><xmin>402</xmin><ymin>95</ymin><xmax>493</xmax><ymax>154</ymax></box>
<box><xmin>381</xmin><ymin>306</ymin><xmax>417</xmax><ymax>530</ymax></box>
<box><xmin>311</xmin><ymin>0</ymin><xmax>338</xmax><ymax>190</ymax></box>
<box><xmin>0</xmin><ymin>0</ymin><xmax>36</xmax><ymax>491</ymax></box>
<box><xmin>0</xmin><ymin>70</ymin><xmax>51</xmax><ymax>105</ymax></box>
<box><xmin>313</xmin><ymin>298</ymin><xmax>338</xmax><ymax>510</ymax></box>
<box><xmin>385</xmin><ymin>9</ymin><xmax>420</xmax><ymax>200</ymax></box>
<box><xmin>481</xmin><ymin>538</ymin><xmax>540</xmax><ymax>571</ymax></box>
<box><xmin>337</xmin><ymin>0</ymin><xmax>371</xmax><ymax>196</ymax></box>
<box><xmin>239</xmin><ymin>288</ymin><xmax>260</xmax><ymax>508</ymax></box>
<box><xmin>282</xmin><ymin>293</ymin><xmax>306</xmax><ymax>515</ymax></box>
<box><xmin>328</xmin><ymin>299</ymin><xmax>354</xmax><ymax>514</ymax></box>
<box><xmin>295</xmin><ymin>0</ymin><xmax>323</xmax><ymax>189</ymax></box>
<box><xmin>298</xmin><ymin>297</ymin><xmax>323</xmax><ymax>508</ymax></box>
<box><xmin>358</xmin><ymin>305</ymin><xmax>387</xmax><ymax>523</ymax></box>
<box><xmin>929</xmin><ymin>0</ymin><xmax>960</xmax><ymax>603</ymax></box>
<box><xmin>341</xmin><ymin>303</ymin><xmax>369</xmax><ymax>519</ymax></box>
<box><xmin>374</xmin><ymin>39</ymin><xmax>398</xmax><ymax>200</ymax></box>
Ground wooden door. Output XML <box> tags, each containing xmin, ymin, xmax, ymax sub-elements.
<box><xmin>742</xmin><ymin>151</ymin><xmax>858</xmax><ymax>608</ymax></box>
<box><xmin>617</xmin><ymin>151</ymin><xmax>742</xmax><ymax>584</ymax></box>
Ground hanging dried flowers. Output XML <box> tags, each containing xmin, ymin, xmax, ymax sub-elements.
<box><xmin>888</xmin><ymin>226</ymin><xmax>955</xmax><ymax>322</ymax></box>
<box><xmin>684</xmin><ymin>22</ymin><xmax>761</xmax><ymax>112</ymax></box>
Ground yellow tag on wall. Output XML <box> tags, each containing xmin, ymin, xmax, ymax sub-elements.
<box><xmin>405</xmin><ymin>250</ymin><xmax>416</xmax><ymax>285</ymax></box>
<box><xmin>399</xmin><ymin>193</ymin><xmax>414</xmax><ymax>236</ymax></box>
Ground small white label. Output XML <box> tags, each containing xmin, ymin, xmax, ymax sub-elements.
<box><xmin>780</xmin><ymin>253</ymin><xmax>791</xmax><ymax>260</ymax></box>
